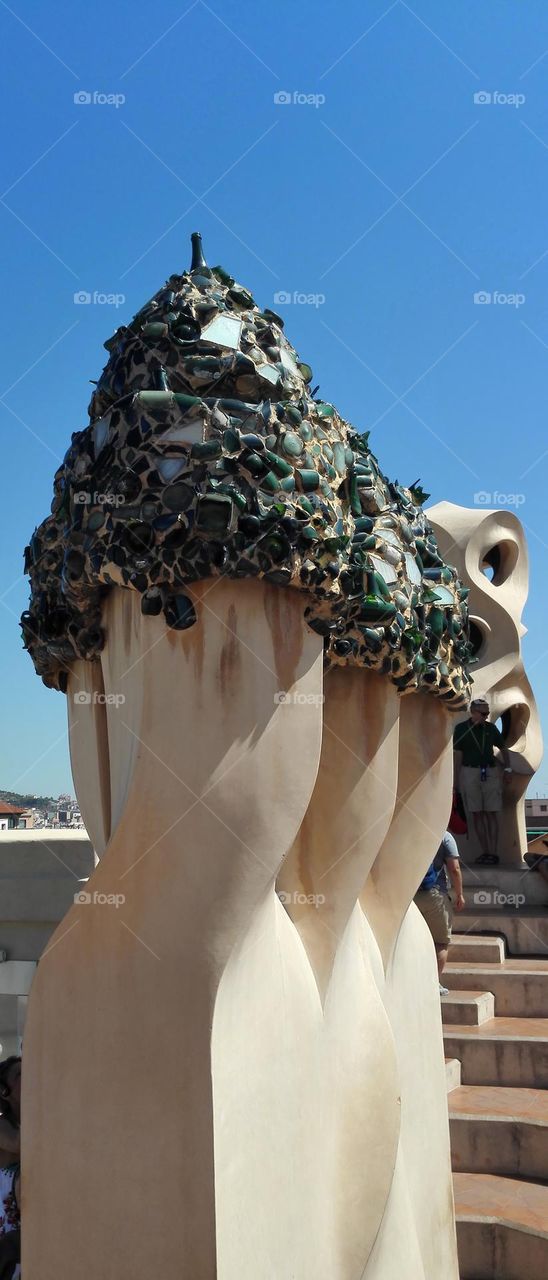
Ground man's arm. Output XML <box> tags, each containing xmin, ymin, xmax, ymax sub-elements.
<box><xmin>447</xmin><ymin>857</ymin><xmax>465</xmax><ymax>911</ymax></box>
<box><xmin>493</xmin><ymin>727</ymin><xmax>512</xmax><ymax>775</ymax></box>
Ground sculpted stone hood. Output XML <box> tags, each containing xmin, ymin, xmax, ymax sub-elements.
<box><xmin>22</xmin><ymin>233</ymin><xmax>472</xmax><ymax>710</ymax></box>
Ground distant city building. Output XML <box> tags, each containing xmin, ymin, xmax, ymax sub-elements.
<box><xmin>525</xmin><ymin>797</ymin><xmax>548</xmax><ymax>824</ymax></box>
<box><xmin>525</xmin><ymin>797</ymin><xmax>548</xmax><ymax>853</ymax></box>
<box><xmin>0</xmin><ymin>795</ymin><xmax>84</xmax><ymax>832</ymax></box>
<box><xmin>0</xmin><ymin>802</ymin><xmax>27</xmax><ymax>830</ymax></box>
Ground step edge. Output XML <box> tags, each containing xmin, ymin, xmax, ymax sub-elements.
<box><xmin>449</xmin><ymin>1110</ymin><xmax>548</xmax><ymax>1126</ymax></box>
<box><xmin>455</xmin><ymin>1211</ymin><xmax>548</xmax><ymax>1240</ymax></box>
<box><xmin>442</xmin><ymin>990</ymin><xmax>495</xmax><ymax>999</ymax></box>
<box><xmin>450</xmin><ymin>936</ymin><xmax>507</xmax><ymax>947</ymax></box>
<box><xmin>443</xmin><ymin>1030</ymin><xmax>548</xmax><ymax>1041</ymax></box>
<box><xmin>446</xmin><ymin>965</ymin><xmax>548</xmax><ymax>974</ymax></box>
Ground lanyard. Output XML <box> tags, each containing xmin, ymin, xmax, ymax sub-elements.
<box><xmin>472</xmin><ymin>722</ymin><xmax>487</xmax><ymax>761</ymax></box>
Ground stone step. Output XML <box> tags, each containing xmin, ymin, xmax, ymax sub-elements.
<box><xmin>456</xmin><ymin>907</ymin><xmax>548</xmax><ymax>957</ymax></box>
<box><xmin>441</xmin><ymin>990</ymin><xmax>495</xmax><ymax>1026</ymax></box>
<box><xmin>454</xmin><ymin>1171</ymin><xmax>548</xmax><ymax>1280</ymax></box>
<box><xmin>446</xmin><ymin>1057</ymin><xmax>462</xmax><ymax>1092</ymax></box>
<box><xmin>443</xmin><ymin>1017</ymin><xmax>548</xmax><ymax>1087</ymax></box>
<box><xmin>449</xmin><ymin>934</ymin><xmax>506</xmax><ymax>964</ymax></box>
<box><xmin>449</xmin><ymin>1085</ymin><xmax>548</xmax><ymax>1180</ymax></box>
<box><xmin>445</xmin><ymin>958</ymin><xmax>548</xmax><ymax>1018</ymax></box>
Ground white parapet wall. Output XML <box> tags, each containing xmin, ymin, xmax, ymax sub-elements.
<box><xmin>0</xmin><ymin>830</ymin><xmax>94</xmax><ymax>1054</ymax></box>
<box><xmin>0</xmin><ymin>830</ymin><xmax>95</xmax><ymax>962</ymax></box>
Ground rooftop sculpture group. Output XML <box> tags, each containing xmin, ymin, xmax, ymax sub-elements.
<box><xmin>20</xmin><ymin>236</ymin><xmax>479</xmax><ymax>1280</ymax></box>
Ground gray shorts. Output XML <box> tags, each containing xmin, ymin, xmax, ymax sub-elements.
<box><xmin>460</xmin><ymin>765</ymin><xmax>503</xmax><ymax>813</ymax></box>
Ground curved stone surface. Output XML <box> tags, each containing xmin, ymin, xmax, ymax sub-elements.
<box><xmin>22</xmin><ymin>235</ymin><xmax>471</xmax><ymax>709</ymax></box>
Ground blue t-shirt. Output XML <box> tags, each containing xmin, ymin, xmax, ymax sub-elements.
<box><xmin>420</xmin><ymin>831</ymin><xmax>459</xmax><ymax>894</ymax></box>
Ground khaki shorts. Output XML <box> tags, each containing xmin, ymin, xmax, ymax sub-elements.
<box><xmin>415</xmin><ymin>888</ymin><xmax>454</xmax><ymax>947</ymax></box>
<box><xmin>460</xmin><ymin>765</ymin><xmax>503</xmax><ymax>814</ymax></box>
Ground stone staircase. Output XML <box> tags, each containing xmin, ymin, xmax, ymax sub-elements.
<box><xmin>443</xmin><ymin>926</ymin><xmax>548</xmax><ymax>1279</ymax></box>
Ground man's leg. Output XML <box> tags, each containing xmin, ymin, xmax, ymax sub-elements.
<box><xmin>472</xmin><ymin>809</ymin><xmax>489</xmax><ymax>858</ymax></box>
<box><xmin>436</xmin><ymin>894</ymin><xmax>453</xmax><ymax>988</ymax></box>
<box><xmin>414</xmin><ymin>890</ymin><xmax>451</xmax><ymax>992</ymax></box>
<box><xmin>483</xmin><ymin>770</ymin><xmax>503</xmax><ymax>860</ymax></box>
<box><xmin>461</xmin><ymin>770</ymin><xmax>492</xmax><ymax>862</ymax></box>
<box><xmin>435</xmin><ymin>944</ymin><xmax>449</xmax><ymax>979</ymax></box>
<box><xmin>485</xmin><ymin>811</ymin><xmax>499</xmax><ymax>858</ymax></box>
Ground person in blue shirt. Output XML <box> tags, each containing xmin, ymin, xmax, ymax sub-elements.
<box><xmin>414</xmin><ymin>831</ymin><xmax>465</xmax><ymax>995</ymax></box>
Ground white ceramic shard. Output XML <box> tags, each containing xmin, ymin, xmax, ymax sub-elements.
<box><xmin>200</xmin><ymin>314</ymin><xmax>243</xmax><ymax>349</ymax></box>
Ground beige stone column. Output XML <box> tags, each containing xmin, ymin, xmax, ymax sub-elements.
<box><xmin>362</xmin><ymin>692</ymin><xmax>453</xmax><ymax>969</ymax></box>
<box><xmin>361</xmin><ymin>692</ymin><xmax>459</xmax><ymax>1280</ymax></box>
<box><xmin>278</xmin><ymin>669</ymin><xmax>401</xmax><ymax>1275</ymax></box>
<box><xmin>23</xmin><ymin>585</ymin><xmax>462</xmax><ymax>1280</ymax></box>
<box><xmin>22</xmin><ymin>580</ymin><xmax>324</xmax><ymax>1280</ymax></box>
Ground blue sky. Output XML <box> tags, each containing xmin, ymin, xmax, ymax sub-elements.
<box><xmin>1</xmin><ymin>0</ymin><xmax>548</xmax><ymax>796</ymax></box>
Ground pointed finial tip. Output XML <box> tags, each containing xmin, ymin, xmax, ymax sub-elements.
<box><xmin>190</xmin><ymin>231</ymin><xmax>207</xmax><ymax>272</ymax></box>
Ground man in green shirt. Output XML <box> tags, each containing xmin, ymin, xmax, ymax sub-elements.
<box><xmin>453</xmin><ymin>696</ymin><xmax>512</xmax><ymax>865</ymax></box>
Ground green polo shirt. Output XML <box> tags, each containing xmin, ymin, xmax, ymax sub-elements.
<box><xmin>453</xmin><ymin>718</ymin><xmax>504</xmax><ymax>768</ymax></box>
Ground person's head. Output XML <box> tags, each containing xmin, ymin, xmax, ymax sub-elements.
<box><xmin>470</xmin><ymin>697</ymin><xmax>490</xmax><ymax>725</ymax></box>
<box><xmin>0</xmin><ymin>1057</ymin><xmax>21</xmax><ymax>1127</ymax></box>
